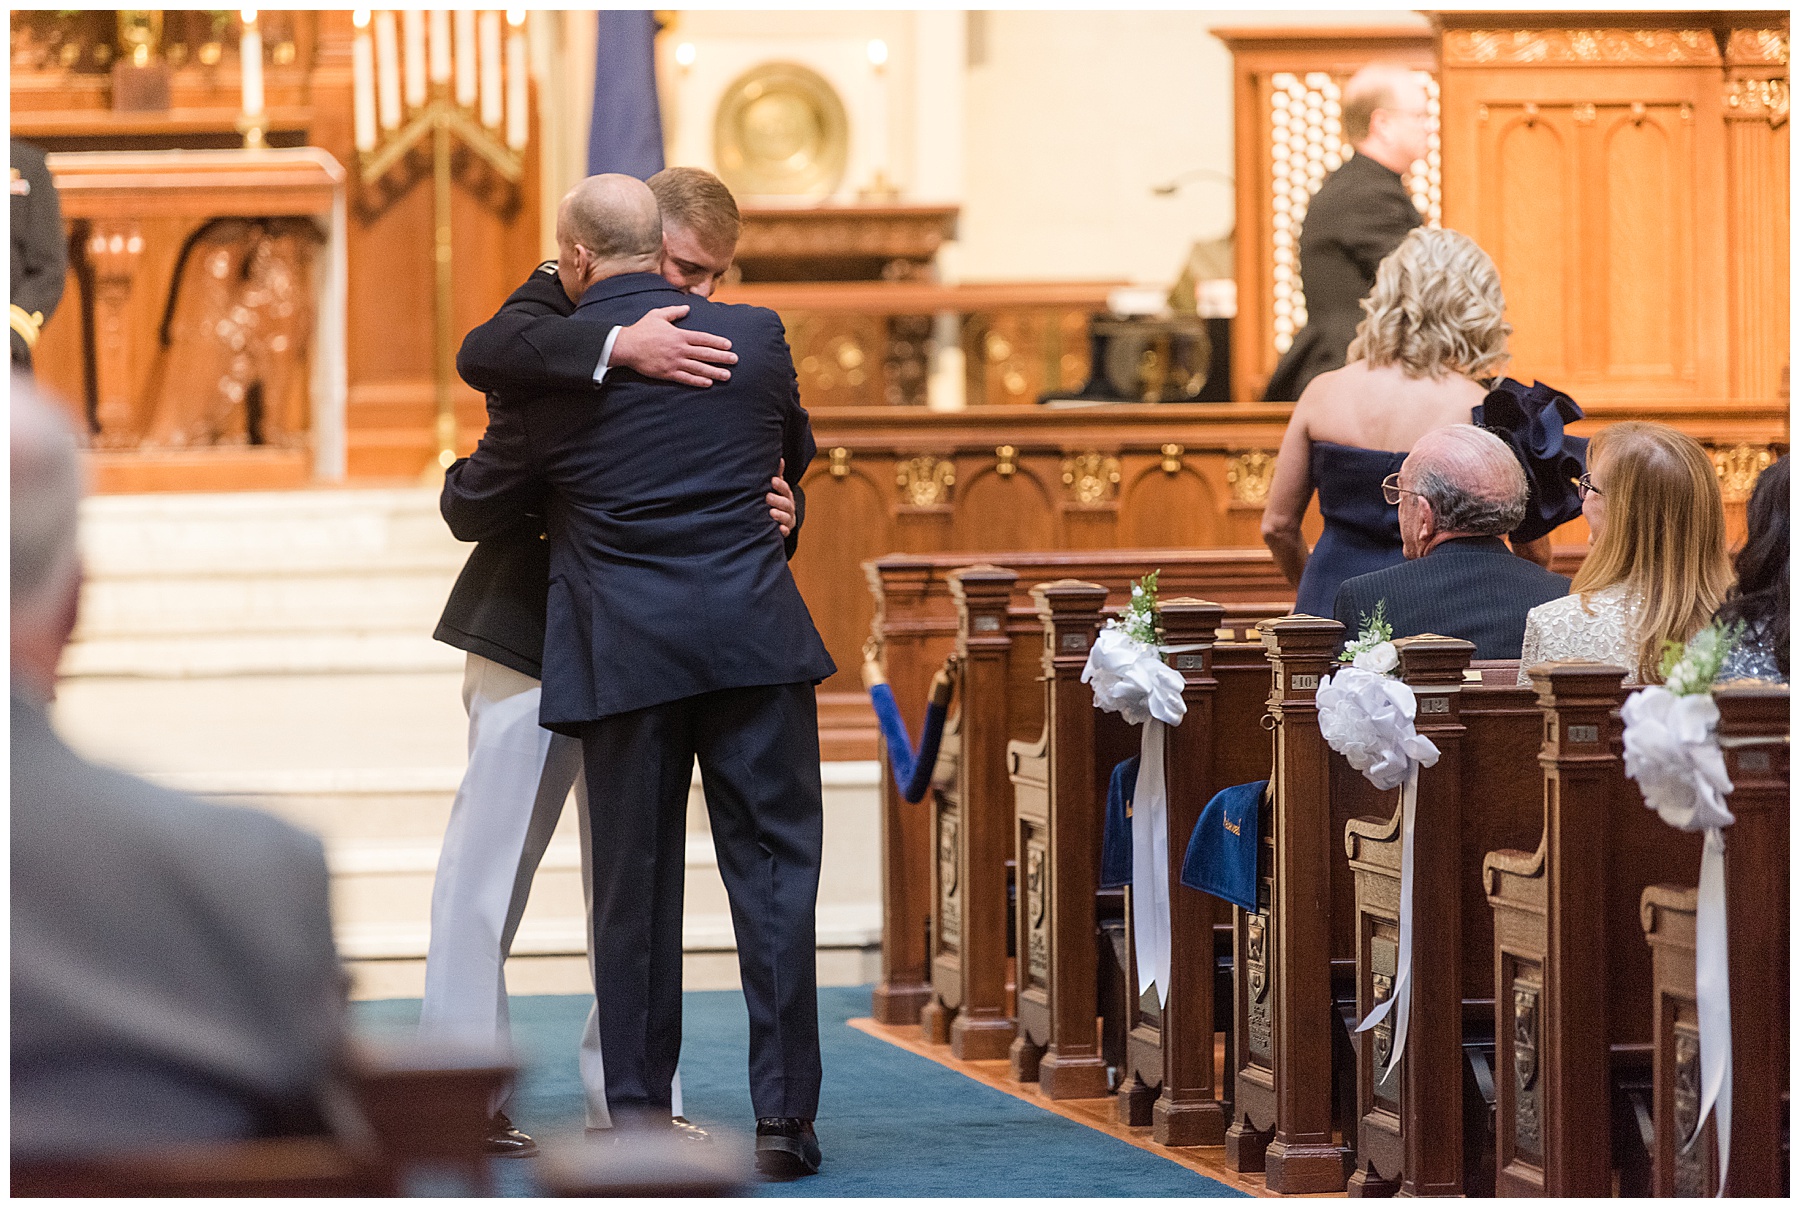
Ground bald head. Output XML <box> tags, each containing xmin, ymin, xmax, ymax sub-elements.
<box><xmin>555</xmin><ymin>173</ymin><xmax>663</xmax><ymax>299</ymax></box>
<box><xmin>12</xmin><ymin>380</ymin><xmax>85</xmax><ymax>700</ymax></box>
<box><xmin>1397</xmin><ymin>425</ymin><xmax>1527</xmax><ymax>556</ymax></box>
<box><xmin>1342</xmin><ymin>64</ymin><xmax>1430</xmax><ymax>171</ymax></box>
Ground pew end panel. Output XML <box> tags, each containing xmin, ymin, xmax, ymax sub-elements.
<box><xmin>1010</xmin><ymin>579</ymin><xmax>1111</xmax><ymax>1096</ymax></box>
<box><xmin>1484</xmin><ymin>661</ymin><xmax>1632</xmax><ymax>1197</ymax></box>
<box><xmin>1230</xmin><ymin>613</ymin><xmax>1352</xmax><ymax>1191</ymax></box>
<box><xmin>867</xmin><ymin>554</ymin><xmax>942</xmax><ymax>1025</ymax></box>
<box><xmin>931</xmin><ymin>566</ymin><xmax>1021</xmax><ymax>1060</ymax></box>
<box><xmin>1640</xmin><ymin>883</ymin><xmax>1716</xmax><ymax>1198</ymax></box>
<box><xmin>1640</xmin><ymin>685</ymin><xmax>1790</xmax><ymax>1197</ymax></box>
<box><xmin>1484</xmin><ymin>662</ymin><xmax>1716</xmax><ymax>1197</ymax></box>
<box><xmin>1144</xmin><ymin>597</ymin><xmax>1234</xmax><ymax>1146</ymax></box>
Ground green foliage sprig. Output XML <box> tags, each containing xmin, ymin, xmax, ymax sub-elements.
<box><xmin>1659</xmin><ymin>620</ymin><xmax>1743</xmax><ymax>696</ymax></box>
<box><xmin>1338</xmin><ymin>600</ymin><xmax>1394</xmax><ymax>664</ymax></box>
<box><xmin>1107</xmin><ymin>569</ymin><xmax>1162</xmax><ymax>647</ymax></box>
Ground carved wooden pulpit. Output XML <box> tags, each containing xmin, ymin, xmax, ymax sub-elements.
<box><xmin>35</xmin><ymin>148</ymin><xmax>347</xmax><ymax>489</ymax></box>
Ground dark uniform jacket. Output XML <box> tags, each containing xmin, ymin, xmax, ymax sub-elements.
<box><xmin>1332</xmin><ymin>536</ymin><xmax>1570</xmax><ymax>661</ymax></box>
<box><xmin>1262</xmin><ymin>151</ymin><xmax>1420</xmax><ymax>402</ymax></box>
<box><xmin>441</xmin><ymin>271</ymin><xmax>834</xmax><ymax>729</ymax></box>
<box><xmin>11</xmin><ymin>140</ymin><xmax>66</xmax><ymax>369</ymax></box>
<box><xmin>434</xmin><ymin>264</ymin><xmax>803</xmax><ymax>680</ymax></box>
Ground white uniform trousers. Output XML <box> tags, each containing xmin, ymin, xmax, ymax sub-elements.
<box><xmin>419</xmin><ymin>653</ymin><xmax>684</xmax><ymax>1128</ymax></box>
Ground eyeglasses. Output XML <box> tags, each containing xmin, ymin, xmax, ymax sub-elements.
<box><xmin>1381</xmin><ymin>472</ymin><xmax>1424</xmax><ymax>506</ymax></box>
<box><xmin>1577</xmin><ymin>472</ymin><xmax>1602</xmax><ymax>499</ymax></box>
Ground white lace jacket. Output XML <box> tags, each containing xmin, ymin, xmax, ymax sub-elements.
<box><xmin>1517</xmin><ymin>584</ymin><xmax>1643</xmax><ymax>686</ymax></box>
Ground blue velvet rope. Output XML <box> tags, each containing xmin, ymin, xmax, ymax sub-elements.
<box><xmin>868</xmin><ymin>681</ymin><xmax>950</xmax><ymax>803</ymax></box>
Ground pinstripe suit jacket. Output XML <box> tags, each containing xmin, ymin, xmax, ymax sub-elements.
<box><xmin>1331</xmin><ymin>536</ymin><xmax>1570</xmax><ymax>661</ymax></box>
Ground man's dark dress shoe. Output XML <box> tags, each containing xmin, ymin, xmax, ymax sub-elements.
<box><xmin>754</xmin><ymin>1117</ymin><xmax>821</xmax><ymax>1179</ymax></box>
<box><xmin>672</xmin><ymin>1116</ymin><xmax>711</xmax><ymax>1142</ymax></box>
<box><xmin>486</xmin><ymin>1111</ymin><xmax>538</xmax><ymax>1157</ymax></box>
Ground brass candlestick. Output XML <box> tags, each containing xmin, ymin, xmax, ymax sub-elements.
<box><xmin>359</xmin><ymin>89</ymin><xmax>523</xmax><ymax>472</ymax></box>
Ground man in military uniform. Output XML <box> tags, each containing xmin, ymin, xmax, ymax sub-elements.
<box><xmin>1262</xmin><ymin>66</ymin><xmax>1429</xmax><ymax>402</ymax></box>
<box><xmin>11</xmin><ymin>139</ymin><xmax>66</xmax><ymax>372</ymax></box>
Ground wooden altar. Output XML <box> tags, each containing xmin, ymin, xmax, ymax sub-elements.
<box><xmin>12</xmin><ymin>10</ymin><xmax>546</xmax><ymax>482</ymax></box>
<box><xmin>33</xmin><ymin>149</ymin><xmax>347</xmax><ymax>492</ymax></box>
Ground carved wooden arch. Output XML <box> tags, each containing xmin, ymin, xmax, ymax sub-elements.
<box><xmin>1117</xmin><ymin>458</ymin><xmax>1223</xmax><ymax>548</ymax></box>
<box><xmin>950</xmin><ymin>456</ymin><xmax>1060</xmax><ymax>550</ymax></box>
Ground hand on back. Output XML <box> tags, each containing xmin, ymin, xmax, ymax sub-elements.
<box><xmin>611</xmin><ymin>305</ymin><xmax>738</xmax><ymax>388</ymax></box>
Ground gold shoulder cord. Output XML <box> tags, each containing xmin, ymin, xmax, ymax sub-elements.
<box><xmin>9</xmin><ymin>304</ymin><xmax>43</xmax><ymax>350</ymax></box>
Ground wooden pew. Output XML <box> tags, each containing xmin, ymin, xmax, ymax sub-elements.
<box><xmin>1341</xmin><ymin>642</ymin><xmax>1544</xmax><ymax>1196</ymax></box>
<box><xmin>1113</xmin><ymin>611</ymin><xmax>1276</xmax><ymax>1143</ymax></box>
<box><xmin>1224</xmin><ymin>614</ymin><xmax>1365</xmax><ymax>1192</ymax></box>
<box><xmin>1483</xmin><ymin>664</ymin><xmax>1703</xmax><ymax>1197</ymax></box>
<box><xmin>1006</xmin><ymin>579</ymin><xmax>1127</xmax><ymax>1097</ymax></box>
<box><xmin>867</xmin><ymin>549</ymin><xmax>1293</xmax><ymax>1027</ymax></box>
<box><xmin>920</xmin><ymin>565</ymin><xmax>1022</xmax><ymax>1058</ymax></box>
<box><xmin>11</xmin><ymin>1044</ymin><xmax>512</xmax><ymax>1197</ymax></box>
<box><xmin>1640</xmin><ymin>684</ymin><xmax>1790</xmax><ymax>1197</ymax></box>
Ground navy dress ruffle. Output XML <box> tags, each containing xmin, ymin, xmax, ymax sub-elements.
<box><xmin>1473</xmin><ymin>377</ymin><xmax>1589</xmax><ymax>545</ymax></box>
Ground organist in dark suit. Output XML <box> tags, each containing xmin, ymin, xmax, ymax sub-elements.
<box><xmin>1333</xmin><ymin>424</ymin><xmax>1568</xmax><ymax>660</ymax></box>
<box><xmin>1263</xmin><ymin>66</ymin><xmax>1428</xmax><ymax>402</ymax></box>
<box><xmin>441</xmin><ymin>175</ymin><xmax>835</xmax><ymax>1179</ymax></box>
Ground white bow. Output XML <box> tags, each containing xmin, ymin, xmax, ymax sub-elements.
<box><xmin>1084</xmin><ymin>627</ymin><xmax>1187</xmax><ymax>1005</ymax></box>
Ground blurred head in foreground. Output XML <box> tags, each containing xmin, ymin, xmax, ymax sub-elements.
<box><xmin>11</xmin><ymin>377</ymin><xmax>83</xmax><ymax>704</ymax></box>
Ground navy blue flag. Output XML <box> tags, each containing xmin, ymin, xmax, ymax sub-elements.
<box><xmin>587</xmin><ymin>10</ymin><xmax>666</xmax><ymax>179</ymax></box>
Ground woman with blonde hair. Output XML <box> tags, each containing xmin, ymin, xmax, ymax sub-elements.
<box><xmin>1517</xmin><ymin>422</ymin><xmax>1731</xmax><ymax>684</ymax></box>
<box><xmin>1263</xmin><ymin>226</ymin><xmax>1581</xmax><ymax>617</ymax></box>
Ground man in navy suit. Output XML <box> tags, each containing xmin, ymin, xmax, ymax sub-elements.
<box><xmin>424</xmin><ymin>169</ymin><xmax>787</xmax><ymax>1152</ymax></box>
<box><xmin>442</xmin><ymin>174</ymin><xmax>835</xmax><ymax>1178</ymax></box>
<box><xmin>1332</xmin><ymin>425</ymin><xmax>1569</xmax><ymax>659</ymax></box>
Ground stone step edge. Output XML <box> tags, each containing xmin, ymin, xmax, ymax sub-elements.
<box><xmin>152</xmin><ymin>761</ymin><xmax>877</xmax><ymax>797</ymax></box>
<box><xmin>338</xmin><ymin>903</ymin><xmax>881</xmax><ymax>961</ymax></box>
<box><xmin>62</xmin><ymin>640</ymin><xmax>465</xmax><ymax>678</ymax></box>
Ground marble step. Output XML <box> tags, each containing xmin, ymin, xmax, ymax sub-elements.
<box><xmin>77</xmin><ymin>488</ymin><xmax>460</xmax><ymax>576</ymax></box>
<box><xmin>145</xmin><ymin>761</ymin><xmax>883</xmax><ymax>963</ymax></box>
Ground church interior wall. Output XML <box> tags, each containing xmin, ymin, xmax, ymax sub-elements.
<box><xmin>546</xmin><ymin>10</ymin><xmax>1430</xmax><ymax>286</ymax></box>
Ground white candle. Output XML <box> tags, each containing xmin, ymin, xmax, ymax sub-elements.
<box><xmin>454</xmin><ymin>9</ymin><xmax>477</xmax><ymax>108</ymax></box>
<box><xmin>373</xmin><ymin>11</ymin><xmax>401</xmax><ymax>130</ymax></box>
<box><xmin>867</xmin><ymin>41</ymin><xmax>889</xmax><ymax>189</ymax></box>
<box><xmin>505</xmin><ymin>13</ymin><xmax>529</xmax><ymax>150</ymax></box>
<box><xmin>478</xmin><ymin>11</ymin><xmax>503</xmax><ymax>129</ymax></box>
<box><xmin>428</xmin><ymin>10</ymin><xmax>452</xmax><ymax>84</ymax></box>
<box><xmin>402</xmin><ymin>10</ymin><xmax>426</xmax><ymax>108</ymax></box>
<box><xmin>352</xmin><ymin>13</ymin><xmax>377</xmax><ymax>151</ymax></box>
<box><xmin>240</xmin><ymin>11</ymin><xmax>264</xmax><ymax>118</ymax></box>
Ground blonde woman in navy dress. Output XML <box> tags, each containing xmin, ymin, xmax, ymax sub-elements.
<box><xmin>1261</xmin><ymin>227</ymin><xmax>1531</xmax><ymax>619</ymax></box>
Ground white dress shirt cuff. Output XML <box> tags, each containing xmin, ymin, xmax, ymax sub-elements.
<box><xmin>592</xmin><ymin>325</ymin><xmax>622</xmax><ymax>385</ymax></box>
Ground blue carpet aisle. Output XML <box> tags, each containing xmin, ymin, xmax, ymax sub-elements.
<box><xmin>354</xmin><ymin>985</ymin><xmax>1245</xmax><ymax>1197</ymax></box>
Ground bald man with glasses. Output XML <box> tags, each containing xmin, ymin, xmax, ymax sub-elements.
<box><xmin>1333</xmin><ymin>425</ymin><xmax>1570</xmax><ymax>659</ymax></box>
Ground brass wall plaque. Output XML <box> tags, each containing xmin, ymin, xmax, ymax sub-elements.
<box><xmin>714</xmin><ymin>62</ymin><xmax>849</xmax><ymax>200</ymax></box>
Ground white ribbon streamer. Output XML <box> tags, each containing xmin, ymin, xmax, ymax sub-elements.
<box><xmin>1083</xmin><ymin>626</ymin><xmax>1189</xmax><ymax>1006</ymax></box>
<box><xmin>1316</xmin><ymin>645</ymin><xmax>1440</xmax><ymax>1078</ymax></box>
<box><xmin>1622</xmin><ymin>685</ymin><xmax>1736</xmax><ymax>1195</ymax></box>
<box><xmin>1131</xmin><ymin>718</ymin><xmax>1172</xmax><ymax>1005</ymax></box>
<box><xmin>1352</xmin><ymin>767</ymin><xmax>1418</xmax><ymax>1079</ymax></box>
